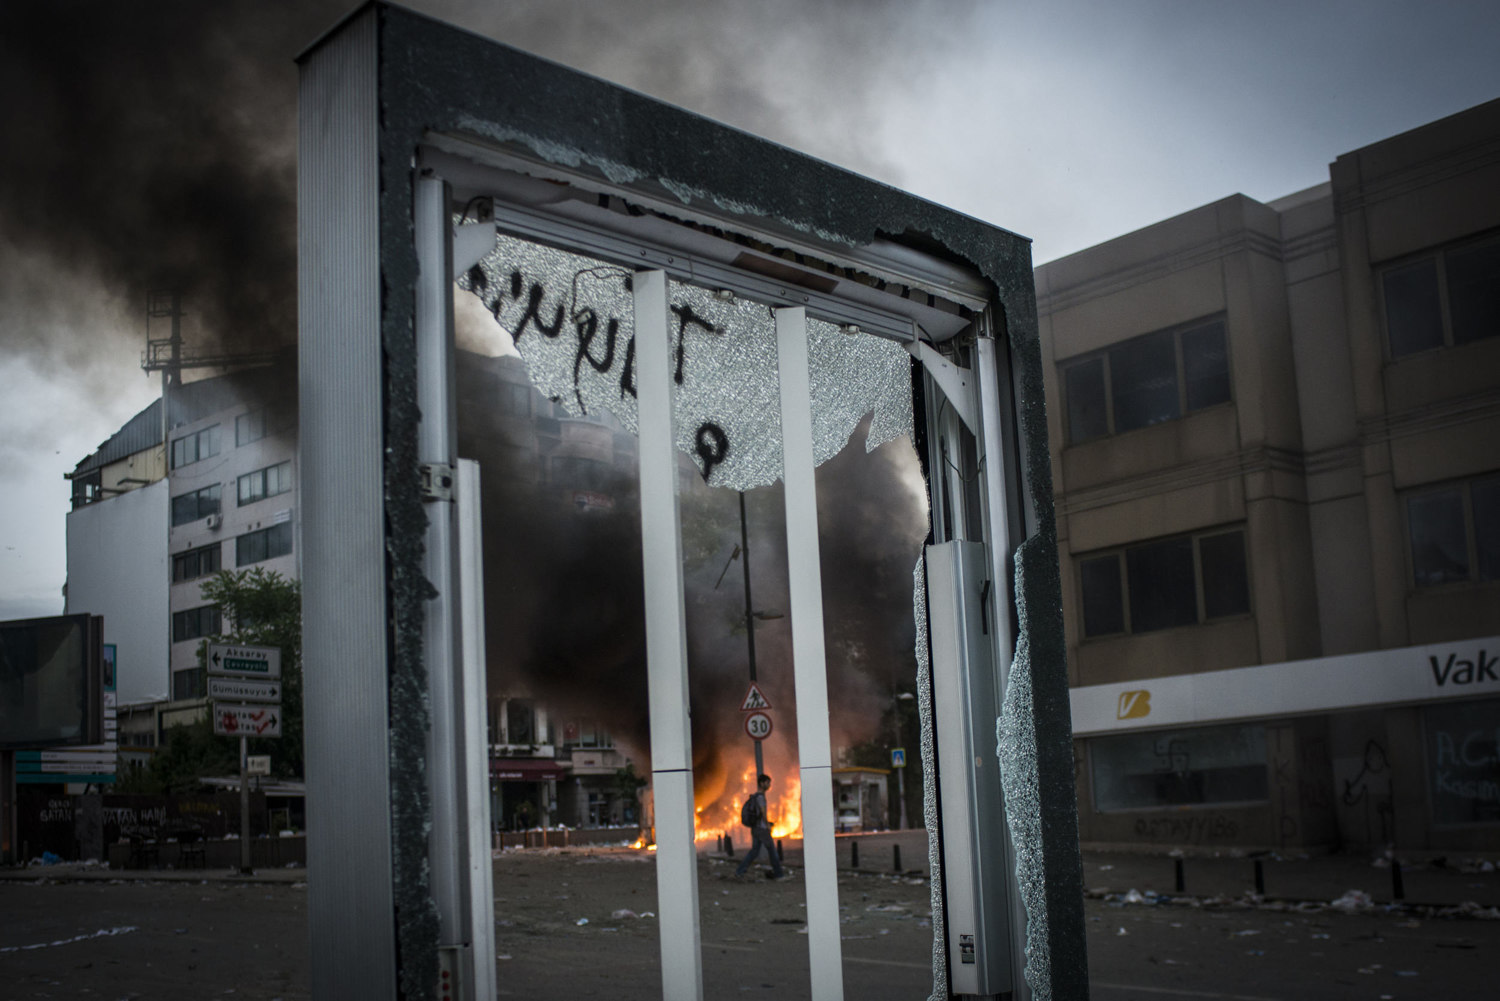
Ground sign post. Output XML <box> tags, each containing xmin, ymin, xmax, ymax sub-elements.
<box><xmin>208</xmin><ymin>643</ymin><xmax>282</xmax><ymax>874</ymax></box>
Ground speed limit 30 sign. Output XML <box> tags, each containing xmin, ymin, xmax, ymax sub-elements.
<box><xmin>744</xmin><ymin>711</ymin><xmax>773</xmax><ymax>741</ymax></box>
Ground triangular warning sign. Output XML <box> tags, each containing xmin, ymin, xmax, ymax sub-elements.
<box><xmin>739</xmin><ymin>682</ymin><xmax>772</xmax><ymax>712</ymax></box>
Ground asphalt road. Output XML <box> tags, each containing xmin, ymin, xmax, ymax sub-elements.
<box><xmin>3</xmin><ymin>848</ymin><xmax>1497</xmax><ymax>1000</ymax></box>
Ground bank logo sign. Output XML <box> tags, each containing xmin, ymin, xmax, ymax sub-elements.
<box><xmin>1070</xmin><ymin>636</ymin><xmax>1500</xmax><ymax>736</ymax></box>
<box><xmin>1116</xmin><ymin>690</ymin><xmax>1151</xmax><ymax>720</ymax></box>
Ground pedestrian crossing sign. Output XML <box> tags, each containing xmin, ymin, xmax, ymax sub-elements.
<box><xmin>739</xmin><ymin>682</ymin><xmax>772</xmax><ymax>711</ymax></box>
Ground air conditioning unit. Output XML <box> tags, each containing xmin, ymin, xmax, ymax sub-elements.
<box><xmin>205</xmin><ymin>513</ymin><xmax>222</xmax><ymax>530</ymax></box>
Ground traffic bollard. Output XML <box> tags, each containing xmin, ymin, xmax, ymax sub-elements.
<box><xmin>850</xmin><ymin>840</ymin><xmax>860</xmax><ymax>869</ymax></box>
<box><xmin>1254</xmin><ymin>859</ymin><xmax>1265</xmax><ymax>896</ymax></box>
<box><xmin>1392</xmin><ymin>859</ymin><xmax>1405</xmax><ymax>901</ymax></box>
<box><xmin>1174</xmin><ymin>857</ymin><xmax>1185</xmax><ymax>894</ymax></box>
<box><xmin>893</xmin><ymin>844</ymin><xmax>902</xmax><ymax>873</ymax></box>
<box><xmin>777</xmin><ymin>839</ymin><xmax>784</xmax><ymax>863</ymax></box>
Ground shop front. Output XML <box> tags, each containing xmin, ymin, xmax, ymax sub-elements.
<box><xmin>1071</xmin><ymin>637</ymin><xmax>1500</xmax><ymax>852</ymax></box>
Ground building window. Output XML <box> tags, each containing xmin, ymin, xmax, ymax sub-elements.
<box><xmin>1079</xmin><ymin>527</ymin><xmax>1250</xmax><ymax>638</ymax></box>
<box><xmin>172</xmin><ymin>543</ymin><xmax>222</xmax><ymax>582</ymax></box>
<box><xmin>506</xmin><ymin>699</ymin><xmax>536</xmax><ymax>745</ymax></box>
<box><xmin>1382</xmin><ymin>234</ymin><xmax>1500</xmax><ymax>358</ymax></box>
<box><xmin>1091</xmin><ymin>724</ymin><xmax>1269</xmax><ymax>812</ymax></box>
<box><xmin>172</xmin><ymin>668</ymin><xmax>205</xmax><ymax>701</ymax></box>
<box><xmin>236</xmin><ymin>522</ymin><xmax>293</xmax><ymax>567</ymax></box>
<box><xmin>579</xmin><ymin>722</ymin><xmax>613</xmax><ymax>749</ymax></box>
<box><xmin>1406</xmin><ymin>474</ymin><xmax>1500</xmax><ymax>587</ymax></box>
<box><xmin>172</xmin><ymin>605</ymin><xmax>220</xmax><ymax>643</ymax></box>
<box><xmin>1425</xmin><ymin>698</ymin><xmax>1500</xmax><ymax>826</ymax></box>
<box><xmin>71</xmin><ymin>471</ymin><xmax>103</xmax><ymax>508</ymax></box>
<box><xmin>237</xmin><ymin>461</ymin><xmax>292</xmax><ymax>506</ymax></box>
<box><xmin>170</xmin><ymin>425</ymin><xmax>220</xmax><ymax>469</ymax></box>
<box><xmin>1061</xmin><ymin>318</ymin><xmax>1231</xmax><ymax>444</ymax></box>
<box><xmin>235</xmin><ymin>409</ymin><xmax>267</xmax><ymax>446</ymax></box>
<box><xmin>170</xmin><ymin>484</ymin><xmax>221</xmax><ymax>526</ymax></box>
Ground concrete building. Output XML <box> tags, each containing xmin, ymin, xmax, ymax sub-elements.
<box><xmin>1039</xmin><ymin>99</ymin><xmax>1500</xmax><ymax>853</ymax></box>
<box><xmin>65</xmin><ymin>362</ymin><xmax>299</xmax><ymax>772</ymax></box>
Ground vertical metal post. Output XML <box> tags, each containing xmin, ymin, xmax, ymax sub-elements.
<box><xmin>740</xmin><ymin>494</ymin><xmax>764</xmax><ymax>778</ymax></box>
<box><xmin>974</xmin><ymin>331</ymin><xmax>1032</xmax><ymax>994</ymax></box>
<box><xmin>775</xmin><ymin>305</ymin><xmax>845</xmax><ymax>1001</ymax></box>
<box><xmin>458</xmin><ymin>459</ymin><xmax>497</xmax><ymax>1001</ymax></box>
<box><xmin>634</xmin><ymin>268</ymin><xmax>704</xmax><ymax>1001</ymax></box>
<box><xmin>416</xmin><ymin>173</ymin><xmax>477</xmax><ymax>996</ymax></box>
<box><xmin>0</xmin><ymin>751</ymin><xmax>14</xmax><ymax>865</ymax></box>
<box><xmin>239</xmin><ymin>736</ymin><xmax>252</xmax><ymax>873</ymax></box>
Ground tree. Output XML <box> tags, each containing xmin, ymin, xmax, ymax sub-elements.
<box><xmin>197</xmin><ymin>567</ymin><xmax>304</xmax><ymax>779</ymax></box>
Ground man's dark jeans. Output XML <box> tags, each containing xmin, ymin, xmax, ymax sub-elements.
<box><xmin>735</xmin><ymin>826</ymin><xmax>783</xmax><ymax>877</ymax></box>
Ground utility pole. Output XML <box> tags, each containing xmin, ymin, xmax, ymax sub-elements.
<box><xmin>739</xmin><ymin>492</ymin><xmax>763</xmax><ymax>779</ymax></box>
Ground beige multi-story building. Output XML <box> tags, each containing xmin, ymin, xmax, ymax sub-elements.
<box><xmin>1038</xmin><ymin>98</ymin><xmax>1500</xmax><ymax>853</ymax></box>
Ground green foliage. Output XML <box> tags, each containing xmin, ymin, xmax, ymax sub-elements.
<box><xmin>159</xmin><ymin>568</ymin><xmax>305</xmax><ymax>786</ymax></box>
<box><xmin>149</xmin><ymin>717</ymin><xmax>239</xmax><ymax>795</ymax></box>
<box><xmin>613</xmin><ymin>761</ymin><xmax>646</xmax><ymax>806</ymax></box>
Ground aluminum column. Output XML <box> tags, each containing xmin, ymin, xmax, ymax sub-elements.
<box><xmin>775</xmin><ymin>306</ymin><xmax>845</xmax><ymax>1001</ymax></box>
<box><xmin>415</xmin><ymin>173</ymin><xmax>478</xmax><ymax>996</ymax></box>
<box><xmin>634</xmin><ymin>268</ymin><xmax>704</xmax><ymax>1001</ymax></box>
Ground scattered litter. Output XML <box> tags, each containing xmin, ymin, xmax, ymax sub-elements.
<box><xmin>1116</xmin><ymin>927</ymin><xmax>1129</xmax><ymax>936</ymax></box>
<box><xmin>497</xmin><ymin>954</ymin><xmax>512</xmax><ymax>961</ymax></box>
<box><xmin>1097</xmin><ymin>864</ymin><xmax>1114</xmax><ymax>871</ymax></box>
<box><xmin>1245</xmin><ymin>950</ymin><xmax>1264</xmax><ymax>956</ymax></box>
<box><xmin>1331</xmin><ymin>890</ymin><xmax>1373</xmax><ymax>912</ymax></box>
<box><xmin>1357</xmin><ymin>968</ymin><xmax>1376</xmax><ymax>975</ymax></box>
<box><xmin>40</xmin><ymin>852</ymin><xmax>63</xmax><ymax>866</ymax></box>
<box><xmin>575</xmin><ymin>918</ymin><xmax>589</xmax><ymax>926</ymax></box>
<box><xmin>640</xmin><ymin>912</ymin><xmax>656</xmax><ymax>919</ymax></box>
<box><xmin>1231</xmin><ymin>929</ymin><xmax>1261</xmax><ymax>937</ymax></box>
<box><xmin>611</xmin><ymin>909</ymin><xmax>638</xmax><ymax>920</ymax></box>
<box><xmin>1481</xmin><ymin>860</ymin><xmax>1495</xmax><ymax>873</ymax></box>
<box><xmin>865</xmin><ymin>904</ymin><xmax>907</xmax><ymax>912</ymax></box>
<box><xmin>0</xmin><ymin>926</ymin><xmax>137</xmax><ymax>954</ymax></box>
<box><xmin>1122</xmin><ymin>889</ymin><xmax>1147</xmax><ymax>905</ymax></box>
<box><xmin>1396</xmin><ymin>971</ymin><xmax>1418</xmax><ymax>977</ymax></box>
<box><xmin>1310</xmin><ymin>933</ymin><xmax>1331</xmax><ymax>940</ymax></box>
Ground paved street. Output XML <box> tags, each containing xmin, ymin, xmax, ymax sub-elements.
<box><xmin>2</xmin><ymin>842</ymin><xmax>1498</xmax><ymax>1000</ymax></box>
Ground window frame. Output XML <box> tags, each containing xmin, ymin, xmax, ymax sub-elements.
<box><xmin>1088</xmin><ymin>723</ymin><xmax>1271</xmax><ymax>813</ymax></box>
<box><xmin>172</xmin><ymin>543</ymin><xmax>222</xmax><ymax>583</ymax></box>
<box><xmin>170</xmin><ymin>484</ymin><xmax>222</xmax><ymax>527</ymax></box>
<box><xmin>235</xmin><ymin>409</ymin><xmax>268</xmax><ymax>446</ymax></box>
<box><xmin>237</xmin><ymin>460</ymin><xmax>293</xmax><ymax>506</ymax></box>
<box><xmin>172</xmin><ymin>605</ymin><xmax>221</xmax><ymax>644</ymax></box>
<box><xmin>1403</xmin><ymin>473</ymin><xmax>1500</xmax><ymax>589</ymax></box>
<box><xmin>170</xmin><ymin>425</ymin><xmax>220</xmax><ymax>469</ymax></box>
<box><xmin>1380</xmin><ymin>231</ymin><xmax>1500</xmax><ymax>360</ymax></box>
<box><xmin>1077</xmin><ymin>526</ymin><xmax>1253</xmax><ymax>640</ymax></box>
<box><xmin>1059</xmin><ymin>315</ymin><xmax>1232</xmax><ymax>444</ymax></box>
<box><xmin>236</xmin><ymin>521</ymin><xmax>294</xmax><ymax>567</ymax></box>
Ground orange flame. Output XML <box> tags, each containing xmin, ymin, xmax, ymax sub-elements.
<box><xmin>692</xmin><ymin>761</ymin><xmax>802</xmax><ymax>842</ymax></box>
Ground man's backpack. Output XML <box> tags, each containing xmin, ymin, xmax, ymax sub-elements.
<box><xmin>740</xmin><ymin>795</ymin><xmax>761</xmax><ymax>828</ymax></box>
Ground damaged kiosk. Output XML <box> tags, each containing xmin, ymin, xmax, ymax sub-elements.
<box><xmin>297</xmin><ymin>4</ymin><xmax>1086</xmax><ymax>1000</ymax></box>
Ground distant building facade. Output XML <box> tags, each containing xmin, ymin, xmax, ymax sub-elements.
<box><xmin>66</xmin><ymin>362</ymin><xmax>299</xmax><ymax>774</ymax></box>
<box><xmin>1039</xmin><ymin>99</ymin><xmax>1500</xmax><ymax>852</ymax></box>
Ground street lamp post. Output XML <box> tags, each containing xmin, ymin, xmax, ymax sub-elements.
<box><xmin>739</xmin><ymin>492</ymin><xmax>764</xmax><ymax>779</ymax></box>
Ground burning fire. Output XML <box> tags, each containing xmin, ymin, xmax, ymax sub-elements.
<box><xmin>693</xmin><ymin>762</ymin><xmax>802</xmax><ymax>842</ymax></box>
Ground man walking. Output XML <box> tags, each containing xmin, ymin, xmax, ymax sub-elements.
<box><xmin>735</xmin><ymin>773</ymin><xmax>784</xmax><ymax>879</ymax></box>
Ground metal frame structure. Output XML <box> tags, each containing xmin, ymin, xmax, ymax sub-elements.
<box><xmin>297</xmin><ymin>5</ymin><xmax>1085</xmax><ymax>999</ymax></box>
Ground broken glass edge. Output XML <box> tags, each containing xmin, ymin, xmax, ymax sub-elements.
<box><xmin>454</xmin><ymin>227</ymin><xmax>912</xmax><ymax>493</ymax></box>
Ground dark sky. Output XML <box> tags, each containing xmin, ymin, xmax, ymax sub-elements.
<box><xmin>2</xmin><ymin>0</ymin><xmax>1498</xmax><ymax>616</ymax></box>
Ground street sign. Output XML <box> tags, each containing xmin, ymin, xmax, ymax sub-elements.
<box><xmin>739</xmin><ymin>682</ymin><xmax>772</xmax><ymax>712</ymax></box>
<box><xmin>213</xmin><ymin>702</ymin><xmax>283</xmax><ymax>738</ymax></box>
<box><xmin>207</xmin><ymin>643</ymin><xmax>282</xmax><ymax>680</ymax></box>
<box><xmin>208</xmin><ymin>676</ymin><xmax>283</xmax><ymax>703</ymax></box>
<box><xmin>247</xmin><ymin>755</ymin><xmax>272</xmax><ymax>776</ymax></box>
<box><xmin>744</xmin><ymin>711</ymin><xmax>773</xmax><ymax>741</ymax></box>
<box><xmin>891</xmin><ymin>747</ymin><xmax>907</xmax><ymax>768</ymax></box>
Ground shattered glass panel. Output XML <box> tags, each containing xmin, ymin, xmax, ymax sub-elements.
<box><xmin>456</xmin><ymin>231</ymin><xmax>911</xmax><ymax>491</ymax></box>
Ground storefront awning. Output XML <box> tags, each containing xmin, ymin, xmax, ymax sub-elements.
<box><xmin>491</xmin><ymin>759</ymin><xmax>568</xmax><ymax>781</ymax></box>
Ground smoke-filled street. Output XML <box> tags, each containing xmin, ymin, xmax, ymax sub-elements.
<box><xmin>4</xmin><ymin>844</ymin><xmax>1500</xmax><ymax>1000</ymax></box>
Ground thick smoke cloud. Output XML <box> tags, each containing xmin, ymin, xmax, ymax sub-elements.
<box><xmin>0</xmin><ymin>0</ymin><xmax>975</xmax><ymax>372</ymax></box>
